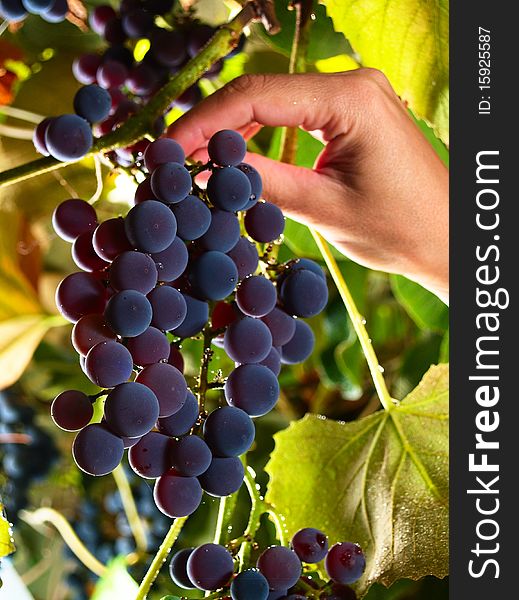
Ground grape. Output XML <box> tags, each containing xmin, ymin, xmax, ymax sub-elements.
<box><xmin>45</xmin><ymin>114</ymin><xmax>93</xmax><ymax>161</ymax></box>
<box><xmin>198</xmin><ymin>456</ymin><xmax>244</xmax><ymax>497</ymax></box>
<box><xmin>189</xmin><ymin>251</ymin><xmax>239</xmax><ymax>301</ymax></box>
<box><xmin>125</xmin><ymin>200</ymin><xmax>177</xmax><ymax>253</ymax></box>
<box><xmin>257</xmin><ymin>546</ymin><xmax>302</xmax><ymax>591</ymax></box>
<box><xmin>72</xmin><ymin>231</ymin><xmax>109</xmax><ymax>272</ymax></box>
<box><xmin>128</xmin><ymin>431</ymin><xmax>172</xmax><ymax>478</ymax></box>
<box><xmin>291</xmin><ymin>258</ymin><xmax>326</xmax><ymax>280</ymax></box>
<box><xmin>280</xmin><ymin>320</ymin><xmax>315</xmax><ymax>364</ymax></box>
<box><xmin>267</xmin><ymin>591</ymin><xmax>288</xmax><ymax>600</ymax></box>
<box><xmin>92</xmin><ymin>218</ymin><xmax>132</xmax><ymax>261</ymax></box>
<box><xmin>122</xmin><ymin>9</ymin><xmax>154</xmax><ymax>38</ymax></box>
<box><xmin>126</xmin><ymin>63</ymin><xmax>160</xmax><ymax>96</ymax></box>
<box><xmin>170</xmin><ymin>435</ymin><xmax>212</xmax><ymax>477</ymax></box>
<box><xmin>230</xmin><ymin>569</ymin><xmax>269</xmax><ymax>600</ymax></box>
<box><xmin>51</xmin><ymin>390</ymin><xmax>93</xmax><ymax>431</ymax></box>
<box><xmin>227</xmin><ymin>236</ymin><xmax>259</xmax><ymax>279</ymax></box>
<box><xmin>199</xmin><ymin>209</ymin><xmax>240</xmax><ymax>252</ymax></box>
<box><xmin>21</xmin><ymin>0</ymin><xmax>53</xmax><ymax>14</ymax></box>
<box><xmin>325</xmin><ymin>543</ymin><xmax>366</xmax><ymax>585</ymax></box>
<box><xmin>104</xmin><ymin>18</ymin><xmax>127</xmax><ymax>45</ymax></box>
<box><xmin>150</xmin><ymin>29</ymin><xmax>187</xmax><ymax>68</ymax></box>
<box><xmin>72</xmin><ymin>54</ymin><xmax>102</xmax><ymax>85</ymax></box>
<box><xmin>97</xmin><ymin>59</ymin><xmax>128</xmax><ymax>89</ymax></box>
<box><xmin>244</xmin><ymin>201</ymin><xmax>285</xmax><ymax>243</ymax></box>
<box><xmin>103</xmin><ymin>45</ymin><xmax>134</xmax><ymax>69</ymax></box>
<box><xmin>33</xmin><ymin>117</ymin><xmax>53</xmax><ymax>156</ymax></box>
<box><xmin>134</xmin><ymin>178</ymin><xmax>157</xmax><ymax>204</ymax></box>
<box><xmin>207</xmin><ymin>167</ymin><xmax>251</xmax><ymax>212</ymax></box>
<box><xmin>291</xmin><ymin>528</ymin><xmax>329</xmax><ymax>563</ymax></box>
<box><xmin>109</xmin><ymin>251</ymin><xmax>158</xmax><ymax>294</ymax></box>
<box><xmin>224</xmin><ymin>317</ymin><xmax>272</xmax><ymax>364</ymax></box>
<box><xmin>52</xmin><ymin>198</ymin><xmax>98</xmax><ymax>242</ymax></box>
<box><xmin>203</xmin><ymin>406</ymin><xmax>254</xmax><ymax>457</ymax></box>
<box><xmin>104</xmin><ymin>381</ymin><xmax>160</xmax><ymax>438</ymax></box>
<box><xmin>135</xmin><ymin>362</ymin><xmax>187</xmax><ymax>417</ymax></box>
<box><xmin>153</xmin><ymin>468</ymin><xmax>202</xmax><ymax>517</ymax></box>
<box><xmin>73</xmin><ymin>85</ymin><xmax>111</xmax><ymax>124</ymax></box>
<box><xmin>225</xmin><ymin>364</ymin><xmax>279</xmax><ymax>417</ymax></box>
<box><xmin>280</xmin><ymin>270</ymin><xmax>328</xmax><ymax>318</ymax></box>
<box><xmin>157</xmin><ymin>390</ymin><xmax>198</xmax><ymax>437</ymax></box>
<box><xmin>171</xmin><ymin>195</ymin><xmax>211</xmax><ymax>241</ymax></box>
<box><xmin>0</xmin><ymin>0</ymin><xmax>27</xmax><ymax>20</ymax></box>
<box><xmin>122</xmin><ymin>435</ymin><xmax>142</xmax><ymax>449</ymax></box>
<box><xmin>89</xmin><ymin>5</ymin><xmax>117</xmax><ymax>35</ymax></box>
<box><xmin>186</xmin><ymin>543</ymin><xmax>234</xmax><ymax>590</ymax></box>
<box><xmin>170</xmin><ymin>295</ymin><xmax>208</xmax><ymax>338</ymax></box>
<box><xmin>41</xmin><ymin>1</ymin><xmax>68</xmax><ymax>25</ymax></box>
<box><xmin>236</xmin><ymin>276</ymin><xmax>277</xmax><ymax>317</ymax></box>
<box><xmin>148</xmin><ymin>286</ymin><xmax>187</xmax><ymax>331</ymax></box>
<box><xmin>56</xmin><ymin>272</ymin><xmax>106</xmax><ymax>323</ymax></box>
<box><xmin>211</xmin><ymin>301</ymin><xmax>239</xmax><ymax>330</ymax></box>
<box><xmin>167</xmin><ymin>344</ymin><xmax>185</xmax><ymax>372</ymax></box>
<box><xmin>144</xmin><ymin>138</ymin><xmax>185</xmax><ymax>172</ymax></box>
<box><xmin>150</xmin><ymin>162</ymin><xmax>192</xmax><ymax>205</ymax></box>
<box><xmin>126</xmin><ymin>327</ymin><xmax>170</xmax><ymax>366</ymax></box>
<box><xmin>143</xmin><ymin>0</ymin><xmax>173</xmax><ymax>15</ymax></box>
<box><xmin>72</xmin><ymin>423</ymin><xmax>124</xmax><ymax>476</ymax></box>
<box><xmin>84</xmin><ymin>340</ymin><xmax>133</xmax><ymax>388</ymax></box>
<box><xmin>169</xmin><ymin>548</ymin><xmax>196</xmax><ymax>590</ymax></box>
<box><xmin>72</xmin><ymin>314</ymin><xmax>116</xmax><ymax>356</ymax></box>
<box><xmin>237</xmin><ymin>162</ymin><xmax>262</xmax><ymax>204</ymax></box>
<box><xmin>174</xmin><ymin>85</ymin><xmax>203</xmax><ymax>111</ymax></box>
<box><xmin>258</xmin><ymin>346</ymin><xmax>281</xmax><ymax>376</ymax></box>
<box><xmin>151</xmin><ymin>237</ymin><xmax>189</xmax><ymax>282</ymax></box>
<box><xmin>261</xmin><ymin>308</ymin><xmax>296</xmax><ymax>347</ymax></box>
<box><xmin>104</xmin><ymin>290</ymin><xmax>152</xmax><ymax>337</ymax></box>
<box><xmin>208</xmin><ymin>130</ymin><xmax>247</xmax><ymax>166</ymax></box>
<box><xmin>322</xmin><ymin>583</ymin><xmax>357</xmax><ymax>599</ymax></box>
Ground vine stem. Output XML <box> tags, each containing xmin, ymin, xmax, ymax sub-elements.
<box><xmin>237</xmin><ymin>466</ymin><xmax>265</xmax><ymax>569</ymax></box>
<box><xmin>135</xmin><ymin>517</ymin><xmax>188</xmax><ymax>600</ymax></box>
<box><xmin>112</xmin><ymin>464</ymin><xmax>148</xmax><ymax>553</ymax></box>
<box><xmin>310</xmin><ymin>230</ymin><xmax>395</xmax><ymax>411</ymax></box>
<box><xmin>19</xmin><ymin>508</ymin><xmax>107</xmax><ymax>577</ymax></box>
<box><xmin>0</xmin><ymin>2</ymin><xmax>262</xmax><ymax>189</ymax></box>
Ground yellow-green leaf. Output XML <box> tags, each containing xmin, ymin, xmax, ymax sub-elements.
<box><xmin>0</xmin><ymin>503</ymin><xmax>15</xmax><ymax>558</ymax></box>
<box><xmin>266</xmin><ymin>364</ymin><xmax>449</xmax><ymax>597</ymax></box>
<box><xmin>0</xmin><ymin>314</ymin><xmax>65</xmax><ymax>390</ymax></box>
<box><xmin>321</xmin><ymin>0</ymin><xmax>449</xmax><ymax>144</ymax></box>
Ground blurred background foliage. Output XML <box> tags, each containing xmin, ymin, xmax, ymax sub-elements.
<box><xmin>0</xmin><ymin>0</ymin><xmax>449</xmax><ymax>598</ymax></box>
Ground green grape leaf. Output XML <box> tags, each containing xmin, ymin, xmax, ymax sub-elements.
<box><xmin>90</xmin><ymin>557</ymin><xmax>138</xmax><ymax>600</ymax></box>
<box><xmin>321</xmin><ymin>0</ymin><xmax>449</xmax><ymax>144</ymax></box>
<box><xmin>391</xmin><ymin>275</ymin><xmax>448</xmax><ymax>333</ymax></box>
<box><xmin>266</xmin><ymin>364</ymin><xmax>449</xmax><ymax>597</ymax></box>
<box><xmin>0</xmin><ymin>502</ymin><xmax>15</xmax><ymax>558</ymax></box>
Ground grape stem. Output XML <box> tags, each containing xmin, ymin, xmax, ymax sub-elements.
<box><xmin>19</xmin><ymin>507</ymin><xmax>107</xmax><ymax>577</ymax></box>
<box><xmin>0</xmin><ymin>1</ymin><xmax>269</xmax><ymax>189</ymax></box>
<box><xmin>195</xmin><ymin>325</ymin><xmax>215</xmax><ymax>415</ymax></box>
<box><xmin>112</xmin><ymin>464</ymin><xmax>148</xmax><ymax>553</ymax></box>
<box><xmin>134</xmin><ymin>516</ymin><xmax>188</xmax><ymax>600</ymax></box>
<box><xmin>280</xmin><ymin>0</ymin><xmax>395</xmax><ymax>412</ymax></box>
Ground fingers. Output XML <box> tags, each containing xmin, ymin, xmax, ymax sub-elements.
<box><xmin>167</xmin><ymin>72</ymin><xmax>368</xmax><ymax>158</ymax></box>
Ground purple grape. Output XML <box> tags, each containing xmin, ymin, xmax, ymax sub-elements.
<box><xmin>73</xmin><ymin>84</ymin><xmax>111</xmax><ymax>124</ymax></box>
<box><xmin>291</xmin><ymin>528</ymin><xmax>329</xmax><ymax>563</ymax></box>
<box><xmin>0</xmin><ymin>0</ymin><xmax>27</xmax><ymax>20</ymax></box>
<box><xmin>325</xmin><ymin>543</ymin><xmax>366</xmax><ymax>585</ymax></box>
<box><xmin>203</xmin><ymin>406</ymin><xmax>254</xmax><ymax>457</ymax></box>
<box><xmin>227</xmin><ymin>236</ymin><xmax>259</xmax><ymax>279</ymax></box>
<box><xmin>97</xmin><ymin>60</ymin><xmax>128</xmax><ymax>89</ymax></box>
<box><xmin>261</xmin><ymin>308</ymin><xmax>296</xmax><ymax>347</ymax></box>
<box><xmin>150</xmin><ymin>29</ymin><xmax>187</xmax><ymax>67</ymax></box>
<box><xmin>170</xmin><ymin>435</ymin><xmax>212</xmax><ymax>477</ymax></box>
<box><xmin>89</xmin><ymin>5</ymin><xmax>116</xmax><ymax>35</ymax></box>
<box><xmin>136</xmin><ymin>362</ymin><xmax>187</xmax><ymax>417</ymax></box>
<box><xmin>157</xmin><ymin>390</ymin><xmax>198</xmax><ymax>437</ymax></box>
<box><xmin>92</xmin><ymin>217</ymin><xmax>132</xmax><ymax>262</ymax></box>
<box><xmin>144</xmin><ymin>138</ymin><xmax>185</xmax><ymax>172</ymax></box>
<box><xmin>280</xmin><ymin>320</ymin><xmax>315</xmax><ymax>364</ymax></box>
<box><xmin>237</xmin><ymin>162</ymin><xmax>262</xmax><ymax>204</ymax></box>
<box><xmin>189</xmin><ymin>251</ymin><xmax>239</xmax><ymax>301</ymax></box>
<box><xmin>126</xmin><ymin>326</ymin><xmax>170</xmax><ymax>366</ymax></box>
<box><xmin>225</xmin><ymin>364</ymin><xmax>279</xmax><ymax>417</ymax></box>
<box><xmin>186</xmin><ymin>543</ymin><xmax>234</xmax><ymax>590</ymax></box>
<box><xmin>72</xmin><ymin>230</ymin><xmax>110</xmax><ymax>272</ymax></box>
<box><xmin>72</xmin><ymin>423</ymin><xmax>124</xmax><ymax>476</ymax></box>
<box><xmin>257</xmin><ymin>546</ymin><xmax>301</xmax><ymax>591</ymax></box>
<box><xmin>187</xmin><ymin>24</ymin><xmax>214</xmax><ymax>58</ymax></box>
<box><xmin>150</xmin><ymin>162</ymin><xmax>192</xmax><ymax>204</ymax></box>
<box><xmin>22</xmin><ymin>0</ymin><xmax>52</xmax><ymax>15</ymax></box>
<box><xmin>148</xmin><ymin>285</ymin><xmax>187</xmax><ymax>330</ymax></box>
<box><xmin>258</xmin><ymin>346</ymin><xmax>281</xmax><ymax>376</ymax></box>
<box><xmin>104</xmin><ymin>381</ymin><xmax>160</xmax><ymax>438</ymax></box>
<box><xmin>109</xmin><ymin>251</ymin><xmax>158</xmax><ymax>294</ymax></box>
<box><xmin>169</xmin><ymin>548</ymin><xmax>196</xmax><ymax>589</ymax></box>
<box><xmin>230</xmin><ymin>569</ymin><xmax>269</xmax><ymax>600</ymax></box>
<box><xmin>51</xmin><ymin>390</ymin><xmax>93</xmax><ymax>431</ymax></box>
<box><xmin>151</xmin><ymin>236</ymin><xmax>189</xmax><ymax>282</ymax></box>
<box><xmin>72</xmin><ymin>314</ymin><xmax>116</xmax><ymax>356</ymax></box>
<box><xmin>280</xmin><ymin>269</ymin><xmax>328</xmax><ymax>318</ymax></box>
<box><xmin>128</xmin><ymin>431</ymin><xmax>172</xmax><ymax>478</ymax></box>
<box><xmin>33</xmin><ymin>117</ymin><xmax>53</xmax><ymax>156</ymax></box>
<box><xmin>104</xmin><ymin>290</ymin><xmax>153</xmax><ymax>337</ymax></box>
<box><xmin>198</xmin><ymin>456</ymin><xmax>244</xmax><ymax>497</ymax></box>
<box><xmin>52</xmin><ymin>198</ymin><xmax>98</xmax><ymax>242</ymax></box>
<box><xmin>125</xmin><ymin>200</ymin><xmax>177</xmax><ymax>253</ymax></box>
<box><xmin>171</xmin><ymin>195</ymin><xmax>211</xmax><ymax>241</ymax></box>
<box><xmin>55</xmin><ymin>272</ymin><xmax>106</xmax><ymax>323</ymax></box>
<box><xmin>104</xmin><ymin>17</ymin><xmax>127</xmax><ymax>45</ymax></box>
<box><xmin>199</xmin><ymin>209</ymin><xmax>240</xmax><ymax>253</ymax></box>
<box><xmin>244</xmin><ymin>201</ymin><xmax>285</xmax><ymax>243</ymax></box>
<box><xmin>170</xmin><ymin>294</ymin><xmax>208</xmax><ymax>338</ymax></box>
<box><xmin>207</xmin><ymin>166</ymin><xmax>251</xmax><ymax>211</ymax></box>
<box><xmin>167</xmin><ymin>343</ymin><xmax>184</xmax><ymax>371</ymax></box>
<box><xmin>236</xmin><ymin>275</ymin><xmax>276</xmax><ymax>317</ymax></box>
<box><xmin>72</xmin><ymin>53</ymin><xmax>102</xmax><ymax>85</ymax></box>
<box><xmin>208</xmin><ymin>130</ymin><xmax>247</xmax><ymax>167</ymax></box>
<box><xmin>122</xmin><ymin>9</ymin><xmax>154</xmax><ymax>38</ymax></box>
<box><xmin>224</xmin><ymin>317</ymin><xmax>272</xmax><ymax>364</ymax></box>
<box><xmin>84</xmin><ymin>340</ymin><xmax>134</xmax><ymax>387</ymax></box>
<box><xmin>154</xmin><ymin>468</ymin><xmax>202</xmax><ymax>517</ymax></box>
<box><xmin>126</xmin><ymin>62</ymin><xmax>160</xmax><ymax>96</ymax></box>
<box><xmin>45</xmin><ymin>114</ymin><xmax>93</xmax><ymax>161</ymax></box>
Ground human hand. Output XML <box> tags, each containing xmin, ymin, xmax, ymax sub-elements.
<box><xmin>167</xmin><ymin>70</ymin><xmax>449</xmax><ymax>303</ymax></box>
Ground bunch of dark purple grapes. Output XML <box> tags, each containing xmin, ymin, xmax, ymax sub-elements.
<box><xmin>33</xmin><ymin>83</ymin><xmax>112</xmax><ymax>162</ymax></box>
<box><xmin>69</xmin><ymin>1</ymin><xmax>244</xmax><ymax>167</ymax></box>
<box><xmin>169</xmin><ymin>528</ymin><xmax>365</xmax><ymax>599</ymax></box>
<box><xmin>50</xmin><ymin>130</ymin><xmax>328</xmax><ymax>520</ymax></box>
<box><xmin>0</xmin><ymin>0</ymin><xmax>67</xmax><ymax>24</ymax></box>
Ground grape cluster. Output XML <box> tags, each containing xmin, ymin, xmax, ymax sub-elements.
<box><xmin>168</xmin><ymin>528</ymin><xmax>365</xmax><ymax>599</ymax></box>
<box><xmin>50</xmin><ymin>130</ymin><xmax>327</xmax><ymax>520</ymax></box>
<box><xmin>66</xmin><ymin>2</ymin><xmax>244</xmax><ymax>167</ymax></box>
<box><xmin>0</xmin><ymin>0</ymin><xmax>68</xmax><ymax>24</ymax></box>
<box><xmin>0</xmin><ymin>388</ymin><xmax>59</xmax><ymax>522</ymax></box>
<box><xmin>33</xmin><ymin>84</ymin><xmax>112</xmax><ymax>162</ymax></box>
